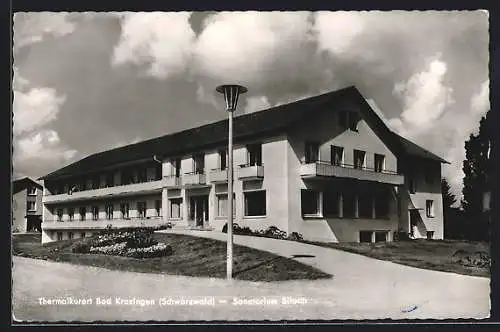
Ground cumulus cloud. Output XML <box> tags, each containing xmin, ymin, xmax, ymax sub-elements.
<box><xmin>13</xmin><ymin>12</ymin><xmax>77</xmax><ymax>51</ymax></box>
<box><xmin>13</xmin><ymin>86</ymin><xmax>66</xmax><ymax>136</ymax></box>
<box><xmin>471</xmin><ymin>79</ymin><xmax>490</xmax><ymax>115</ymax></box>
<box><xmin>12</xmin><ymin>69</ymin><xmax>78</xmax><ymax>178</ymax></box>
<box><xmin>112</xmin><ymin>12</ymin><xmax>196</xmax><ymax>79</ymax></box>
<box><xmin>390</xmin><ymin>56</ymin><xmax>454</xmax><ymax>138</ymax></box>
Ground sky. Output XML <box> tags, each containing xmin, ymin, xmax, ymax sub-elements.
<box><xmin>12</xmin><ymin>11</ymin><xmax>489</xmax><ymax>201</ymax></box>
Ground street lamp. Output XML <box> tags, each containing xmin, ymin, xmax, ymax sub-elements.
<box><xmin>216</xmin><ymin>84</ymin><xmax>248</xmax><ymax>280</ymax></box>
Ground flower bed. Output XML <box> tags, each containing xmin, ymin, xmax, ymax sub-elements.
<box><xmin>71</xmin><ymin>227</ymin><xmax>173</xmax><ymax>259</ymax></box>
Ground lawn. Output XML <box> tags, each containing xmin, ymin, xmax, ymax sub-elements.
<box><xmin>12</xmin><ymin>233</ymin><xmax>331</xmax><ymax>282</ymax></box>
<box><xmin>302</xmin><ymin>239</ymin><xmax>490</xmax><ymax>278</ymax></box>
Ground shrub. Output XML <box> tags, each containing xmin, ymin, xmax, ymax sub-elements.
<box><xmin>287</xmin><ymin>232</ymin><xmax>303</xmax><ymax>241</ymax></box>
<box><xmin>125</xmin><ymin>228</ymin><xmax>157</xmax><ymax>249</ymax></box>
<box><xmin>261</xmin><ymin>226</ymin><xmax>287</xmax><ymax>240</ymax></box>
<box><xmin>154</xmin><ymin>222</ymin><xmax>174</xmax><ymax>231</ymax></box>
<box><xmin>452</xmin><ymin>249</ymin><xmax>490</xmax><ymax>268</ymax></box>
<box><xmin>394</xmin><ymin>230</ymin><xmax>411</xmax><ymax>242</ymax></box>
<box><xmin>72</xmin><ymin>241</ymin><xmax>92</xmax><ymax>254</ymax></box>
<box><xmin>125</xmin><ymin>242</ymin><xmax>173</xmax><ymax>258</ymax></box>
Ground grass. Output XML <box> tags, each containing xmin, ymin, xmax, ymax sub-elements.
<box><xmin>301</xmin><ymin>239</ymin><xmax>490</xmax><ymax>278</ymax></box>
<box><xmin>12</xmin><ymin>233</ymin><xmax>331</xmax><ymax>282</ymax></box>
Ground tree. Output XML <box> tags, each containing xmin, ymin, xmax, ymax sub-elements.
<box><xmin>442</xmin><ymin>177</ymin><xmax>462</xmax><ymax>239</ymax></box>
<box><xmin>461</xmin><ymin>109</ymin><xmax>492</xmax><ymax>241</ymax></box>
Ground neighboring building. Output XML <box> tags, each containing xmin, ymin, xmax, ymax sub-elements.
<box><xmin>12</xmin><ymin>177</ymin><xmax>43</xmax><ymax>233</ymax></box>
<box><xmin>39</xmin><ymin>86</ymin><xmax>448</xmax><ymax>244</ymax></box>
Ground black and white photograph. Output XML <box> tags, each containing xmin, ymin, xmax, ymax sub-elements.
<box><xmin>12</xmin><ymin>10</ymin><xmax>491</xmax><ymax>322</ymax></box>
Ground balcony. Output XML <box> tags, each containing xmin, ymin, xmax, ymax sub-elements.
<box><xmin>208</xmin><ymin>168</ymin><xmax>228</xmax><ymax>183</ymax></box>
<box><xmin>163</xmin><ymin>175</ymin><xmax>182</xmax><ymax>188</ymax></box>
<box><xmin>182</xmin><ymin>172</ymin><xmax>208</xmax><ymax>187</ymax></box>
<box><xmin>42</xmin><ymin>216</ymin><xmax>164</xmax><ymax>230</ymax></box>
<box><xmin>43</xmin><ymin>180</ymin><xmax>163</xmax><ymax>204</ymax></box>
<box><xmin>238</xmin><ymin>164</ymin><xmax>264</xmax><ymax>180</ymax></box>
<box><xmin>300</xmin><ymin>161</ymin><xmax>404</xmax><ymax>185</ymax></box>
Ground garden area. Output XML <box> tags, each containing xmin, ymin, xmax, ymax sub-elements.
<box><xmin>222</xmin><ymin>223</ymin><xmax>490</xmax><ymax>278</ymax></box>
<box><xmin>12</xmin><ymin>228</ymin><xmax>331</xmax><ymax>282</ymax></box>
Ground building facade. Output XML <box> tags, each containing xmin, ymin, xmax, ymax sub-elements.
<box><xmin>39</xmin><ymin>87</ymin><xmax>448</xmax><ymax>243</ymax></box>
<box><xmin>13</xmin><ymin>177</ymin><xmax>43</xmax><ymax>233</ymax></box>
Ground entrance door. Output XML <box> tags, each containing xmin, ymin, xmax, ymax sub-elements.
<box><xmin>409</xmin><ymin>210</ymin><xmax>419</xmax><ymax>238</ymax></box>
<box><xmin>190</xmin><ymin>196</ymin><xmax>209</xmax><ymax>227</ymax></box>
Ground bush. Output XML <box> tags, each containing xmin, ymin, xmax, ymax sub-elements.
<box><xmin>394</xmin><ymin>230</ymin><xmax>411</xmax><ymax>242</ymax></box>
<box><xmin>125</xmin><ymin>228</ymin><xmax>157</xmax><ymax>249</ymax></box>
<box><xmin>72</xmin><ymin>241</ymin><xmax>92</xmax><ymax>254</ymax></box>
<box><xmin>260</xmin><ymin>226</ymin><xmax>287</xmax><ymax>239</ymax></box>
<box><xmin>287</xmin><ymin>232</ymin><xmax>303</xmax><ymax>241</ymax></box>
<box><xmin>452</xmin><ymin>249</ymin><xmax>490</xmax><ymax>268</ymax></box>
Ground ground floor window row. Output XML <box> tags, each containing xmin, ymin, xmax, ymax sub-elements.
<box><xmin>359</xmin><ymin>230</ymin><xmax>390</xmax><ymax>243</ymax></box>
<box><xmin>301</xmin><ymin>189</ymin><xmax>390</xmax><ymax>219</ymax></box>
<box><xmin>52</xmin><ymin>200</ymin><xmax>162</xmax><ymax>222</ymax></box>
<box><xmin>53</xmin><ymin>231</ymin><xmax>89</xmax><ymax>241</ymax></box>
<box><xmin>167</xmin><ymin>190</ymin><xmax>267</xmax><ymax>220</ymax></box>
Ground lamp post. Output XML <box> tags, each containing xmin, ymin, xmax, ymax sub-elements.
<box><xmin>216</xmin><ymin>84</ymin><xmax>248</xmax><ymax>280</ymax></box>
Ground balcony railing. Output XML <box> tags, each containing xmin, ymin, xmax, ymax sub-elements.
<box><xmin>163</xmin><ymin>175</ymin><xmax>182</xmax><ymax>188</ymax></box>
<box><xmin>43</xmin><ymin>180</ymin><xmax>163</xmax><ymax>204</ymax></box>
<box><xmin>42</xmin><ymin>216</ymin><xmax>164</xmax><ymax>230</ymax></box>
<box><xmin>300</xmin><ymin>161</ymin><xmax>404</xmax><ymax>185</ymax></box>
<box><xmin>238</xmin><ymin>164</ymin><xmax>264</xmax><ymax>180</ymax></box>
<box><xmin>182</xmin><ymin>171</ymin><xmax>208</xmax><ymax>187</ymax></box>
<box><xmin>208</xmin><ymin>168</ymin><xmax>228</xmax><ymax>183</ymax></box>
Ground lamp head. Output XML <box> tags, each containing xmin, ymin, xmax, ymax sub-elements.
<box><xmin>216</xmin><ymin>84</ymin><xmax>248</xmax><ymax>112</ymax></box>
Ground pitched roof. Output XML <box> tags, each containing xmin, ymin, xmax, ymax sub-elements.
<box><xmin>391</xmin><ymin>132</ymin><xmax>449</xmax><ymax>164</ymax></box>
<box><xmin>39</xmin><ymin>86</ymin><xmax>448</xmax><ymax>181</ymax></box>
<box><xmin>13</xmin><ymin>177</ymin><xmax>43</xmax><ymax>194</ymax></box>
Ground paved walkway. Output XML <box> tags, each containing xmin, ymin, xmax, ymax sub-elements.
<box><xmin>12</xmin><ymin>230</ymin><xmax>490</xmax><ymax>322</ymax></box>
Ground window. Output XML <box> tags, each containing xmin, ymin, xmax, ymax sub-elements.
<box><xmin>105</xmin><ymin>204</ymin><xmax>113</xmax><ymax>220</ymax></box>
<box><xmin>138</xmin><ymin>168</ymin><xmax>147</xmax><ymax>182</ymax></box>
<box><xmin>105</xmin><ymin>172</ymin><xmax>115</xmax><ymax>187</ymax></box>
<box><xmin>301</xmin><ymin>190</ymin><xmax>321</xmax><ymax>216</ymax></box>
<box><xmin>359</xmin><ymin>231</ymin><xmax>372</xmax><ymax>243</ymax></box>
<box><xmin>56</xmin><ymin>208</ymin><xmax>63</xmax><ymax>222</ymax></box>
<box><xmin>426</xmin><ymin>200</ymin><xmax>435</xmax><ymax>218</ymax></box>
<box><xmin>426</xmin><ymin>231</ymin><xmax>435</xmax><ymax>240</ymax></box>
<box><xmin>375</xmin><ymin>231</ymin><xmax>388</xmax><ymax>242</ymax></box>
<box><xmin>92</xmin><ymin>175</ymin><xmax>100</xmax><ymax>189</ymax></box>
<box><xmin>353</xmin><ymin>150</ymin><xmax>366</xmax><ymax>169</ymax></box>
<box><xmin>172</xmin><ymin>158</ymin><xmax>181</xmax><ymax>177</ymax></box>
<box><xmin>408</xmin><ymin>175</ymin><xmax>416</xmax><ymax>193</ymax></box>
<box><xmin>79</xmin><ymin>207</ymin><xmax>86</xmax><ymax>221</ymax></box>
<box><xmin>68</xmin><ymin>232</ymin><xmax>74</xmax><ymax>240</ymax></box>
<box><xmin>358</xmin><ymin>192</ymin><xmax>373</xmax><ymax>219</ymax></box>
<box><xmin>217</xmin><ymin>193</ymin><xmax>236</xmax><ymax>217</ymax></box>
<box><xmin>120</xmin><ymin>203</ymin><xmax>130</xmax><ymax>219</ymax></box>
<box><xmin>323</xmin><ymin>190</ymin><xmax>340</xmax><ymax>217</ymax></box>
<box><xmin>28</xmin><ymin>187</ymin><xmax>37</xmax><ymax>195</ymax></box>
<box><xmin>91</xmin><ymin>206</ymin><xmax>99</xmax><ymax>221</ymax></box>
<box><xmin>80</xmin><ymin>232</ymin><xmax>86</xmax><ymax>238</ymax></box>
<box><xmin>374</xmin><ymin>154</ymin><xmax>385</xmax><ymax>172</ymax></box>
<box><xmin>342</xmin><ymin>191</ymin><xmax>356</xmax><ymax>218</ymax></box>
<box><xmin>338</xmin><ymin>110</ymin><xmax>347</xmax><ymax>128</ymax></box>
<box><xmin>137</xmin><ymin>201</ymin><xmax>147</xmax><ymax>218</ymax></box>
<box><xmin>57</xmin><ymin>232</ymin><xmax>63</xmax><ymax>241</ymax></box>
<box><xmin>122</xmin><ymin>168</ymin><xmax>134</xmax><ymax>185</ymax></box>
<box><xmin>68</xmin><ymin>207</ymin><xmax>75</xmax><ymax>221</ymax></box>
<box><xmin>305</xmin><ymin>142</ymin><xmax>320</xmax><ymax>164</ymax></box>
<box><xmin>27</xmin><ymin>201</ymin><xmax>36</xmax><ymax>211</ymax></box>
<box><xmin>246</xmin><ymin>143</ymin><xmax>263</xmax><ymax>166</ymax></box>
<box><xmin>348</xmin><ymin>111</ymin><xmax>360</xmax><ymax>131</ymax></box>
<box><xmin>374</xmin><ymin>190</ymin><xmax>390</xmax><ymax>219</ymax></box>
<box><xmin>193</xmin><ymin>154</ymin><xmax>205</xmax><ymax>174</ymax></box>
<box><xmin>155</xmin><ymin>200</ymin><xmax>162</xmax><ymax>217</ymax></box>
<box><xmin>219</xmin><ymin>149</ymin><xmax>227</xmax><ymax>170</ymax></box>
<box><xmin>169</xmin><ymin>198</ymin><xmax>183</xmax><ymax>219</ymax></box>
<box><xmin>331</xmin><ymin>146</ymin><xmax>344</xmax><ymax>166</ymax></box>
<box><xmin>244</xmin><ymin>191</ymin><xmax>266</xmax><ymax>217</ymax></box>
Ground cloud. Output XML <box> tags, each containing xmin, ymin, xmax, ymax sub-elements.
<box><xmin>471</xmin><ymin>79</ymin><xmax>490</xmax><ymax>115</ymax></box>
<box><xmin>112</xmin><ymin>12</ymin><xmax>196</xmax><ymax>79</ymax></box>
<box><xmin>13</xmin><ymin>12</ymin><xmax>77</xmax><ymax>51</ymax></box>
<box><xmin>390</xmin><ymin>56</ymin><xmax>454</xmax><ymax>138</ymax></box>
<box><xmin>13</xmin><ymin>86</ymin><xmax>66</xmax><ymax>136</ymax></box>
<box><xmin>243</xmin><ymin>96</ymin><xmax>271</xmax><ymax>113</ymax></box>
<box><xmin>314</xmin><ymin>11</ymin><xmax>366</xmax><ymax>55</ymax></box>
